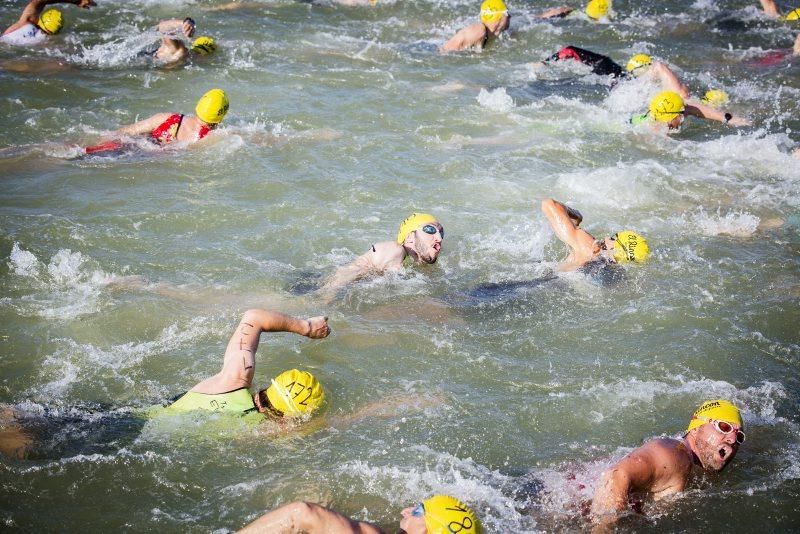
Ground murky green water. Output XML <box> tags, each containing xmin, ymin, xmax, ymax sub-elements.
<box><xmin>1</xmin><ymin>0</ymin><xmax>798</xmax><ymax>531</ymax></box>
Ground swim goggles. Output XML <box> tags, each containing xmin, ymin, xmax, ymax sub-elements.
<box><xmin>410</xmin><ymin>502</ymin><xmax>425</xmax><ymax>517</ymax></box>
<box><xmin>420</xmin><ymin>224</ymin><xmax>444</xmax><ymax>238</ymax></box>
<box><xmin>698</xmin><ymin>416</ymin><xmax>745</xmax><ymax>444</ymax></box>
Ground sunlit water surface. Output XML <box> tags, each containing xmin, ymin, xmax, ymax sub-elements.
<box><xmin>1</xmin><ymin>0</ymin><xmax>799</xmax><ymax>531</ymax></box>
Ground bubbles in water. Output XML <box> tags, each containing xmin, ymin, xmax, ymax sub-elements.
<box><xmin>477</xmin><ymin>88</ymin><xmax>515</xmax><ymax>113</ymax></box>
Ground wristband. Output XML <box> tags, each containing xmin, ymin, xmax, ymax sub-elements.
<box><xmin>724</xmin><ymin>112</ymin><xmax>732</xmax><ymax>124</ymax></box>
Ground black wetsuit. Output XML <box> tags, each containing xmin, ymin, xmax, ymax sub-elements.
<box><xmin>544</xmin><ymin>46</ymin><xmax>628</xmax><ymax>79</ymax></box>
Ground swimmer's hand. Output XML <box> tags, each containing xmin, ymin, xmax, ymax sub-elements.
<box><xmin>566</xmin><ymin>206</ymin><xmax>583</xmax><ymax>226</ymax></box>
<box><xmin>76</xmin><ymin>0</ymin><xmax>96</xmax><ymax>8</ymax></box>
<box><xmin>304</xmin><ymin>316</ymin><xmax>331</xmax><ymax>339</ymax></box>
<box><xmin>182</xmin><ymin>17</ymin><xmax>196</xmax><ymax>38</ymax></box>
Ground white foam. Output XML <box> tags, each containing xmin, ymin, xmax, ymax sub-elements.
<box><xmin>5</xmin><ymin>244</ymin><xmax>130</xmax><ymax>320</ymax></box>
<box><xmin>477</xmin><ymin>88</ymin><xmax>515</xmax><ymax>113</ymax></box>
<box><xmin>8</xmin><ymin>242</ymin><xmax>41</xmax><ymax>278</ymax></box>
<box><xmin>682</xmin><ymin>208</ymin><xmax>760</xmax><ymax>237</ymax></box>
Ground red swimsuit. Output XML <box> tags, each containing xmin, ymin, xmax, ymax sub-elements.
<box><xmin>150</xmin><ymin>113</ymin><xmax>212</xmax><ymax>144</ymax></box>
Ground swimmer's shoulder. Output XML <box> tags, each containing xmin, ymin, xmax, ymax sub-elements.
<box><xmin>368</xmin><ymin>241</ymin><xmax>406</xmax><ymax>271</ymax></box>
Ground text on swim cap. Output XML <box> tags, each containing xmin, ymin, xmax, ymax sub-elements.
<box><xmin>283</xmin><ymin>380</ymin><xmax>314</xmax><ymax>406</ymax></box>
<box><xmin>446</xmin><ymin>503</ymin><xmax>473</xmax><ymax>533</ymax></box>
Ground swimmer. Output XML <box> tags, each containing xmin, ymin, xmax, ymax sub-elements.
<box><xmin>758</xmin><ymin>0</ymin><xmax>800</xmax><ymax>20</ymax></box>
<box><xmin>537</xmin><ymin>0</ymin><xmax>610</xmax><ymax>21</ymax></box>
<box><xmin>83</xmin><ymin>88</ymin><xmax>229</xmax><ymax>154</ymax></box>
<box><xmin>541</xmin><ymin>198</ymin><xmax>649</xmax><ymax>271</ymax></box>
<box><xmin>591</xmin><ymin>400</ymin><xmax>746</xmax><ymax>528</ymax></box>
<box><xmin>239</xmin><ymin>494</ymin><xmax>480</xmax><ymax>534</ymax></box>
<box><xmin>440</xmin><ymin>0</ymin><xmax>510</xmax><ymax>53</ymax></box>
<box><xmin>631</xmin><ymin>90</ymin><xmax>751</xmax><ymax>131</ymax></box>
<box><xmin>166</xmin><ymin>309</ymin><xmax>330</xmax><ymax>420</ymax></box>
<box><xmin>319</xmin><ymin>213</ymin><xmax>444</xmax><ymax>293</ymax></box>
<box><xmin>532</xmin><ymin>49</ymin><xmax>689</xmax><ymax>97</ymax></box>
<box><xmin>147</xmin><ymin>17</ymin><xmax>216</xmax><ymax>68</ymax></box>
<box><xmin>1</xmin><ymin>0</ymin><xmax>95</xmax><ymax>46</ymax></box>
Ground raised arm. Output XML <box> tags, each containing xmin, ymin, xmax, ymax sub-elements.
<box><xmin>157</xmin><ymin>17</ymin><xmax>195</xmax><ymax>38</ymax></box>
<box><xmin>6</xmin><ymin>0</ymin><xmax>94</xmax><ymax>33</ymax></box>
<box><xmin>190</xmin><ymin>309</ymin><xmax>330</xmax><ymax>394</ymax></box>
<box><xmin>685</xmin><ymin>102</ymin><xmax>752</xmax><ymax>126</ymax></box>
<box><xmin>541</xmin><ymin>198</ymin><xmax>595</xmax><ymax>252</ymax></box>
<box><xmin>647</xmin><ymin>62</ymin><xmax>689</xmax><ymax>99</ymax></box>
<box><xmin>239</xmin><ymin>501</ymin><xmax>383</xmax><ymax>534</ymax></box>
<box><xmin>440</xmin><ymin>23</ymin><xmax>487</xmax><ymax>53</ymax></box>
<box><xmin>759</xmin><ymin>0</ymin><xmax>781</xmax><ymax>17</ymax></box>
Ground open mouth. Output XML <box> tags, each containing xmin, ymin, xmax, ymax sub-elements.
<box><xmin>718</xmin><ymin>448</ymin><xmax>727</xmax><ymax>459</ymax></box>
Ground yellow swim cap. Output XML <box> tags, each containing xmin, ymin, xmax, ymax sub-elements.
<box><xmin>423</xmin><ymin>495</ymin><xmax>481</xmax><ymax>534</ymax></box>
<box><xmin>37</xmin><ymin>9</ymin><xmax>63</xmax><ymax>35</ymax></box>
<box><xmin>626</xmin><ymin>54</ymin><xmax>652</xmax><ymax>75</ymax></box>
<box><xmin>783</xmin><ymin>7</ymin><xmax>800</xmax><ymax>20</ymax></box>
<box><xmin>585</xmin><ymin>0</ymin><xmax>610</xmax><ymax>20</ymax></box>
<box><xmin>396</xmin><ymin>213</ymin><xmax>439</xmax><ymax>245</ymax></box>
<box><xmin>265</xmin><ymin>369</ymin><xmax>325</xmax><ymax>417</ymax></box>
<box><xmin>612</xmin><ymin>231</ymin><xmax>650</xmax><ymax>262</ymax></box>
<box><xmin>687</xmin><ymin>399</ymin><xmax>742</xmax><ymax>433</ymax></box>
<box><xmin>195</xmin><ymin>88</ymin><xmax>229</xmax><ymax>124</ymax></box>
<box><xmin>701</xmin><ymin>89</ymin><xmax>729</xmax><ymax>108</ymax></box>
<box><xmin>191</xmin><ymin>36</ymin><xmax>217</xmax><ymax>55</ymax></box>
<box><xmin>480</xmin><ymin>0</ymin><xmax>508</xmax><ymax>25</ymax></box>
<box><xmin>649</xmin><ymin>90</ymin><xmax>684</xmax><ymax>123</ymax></box>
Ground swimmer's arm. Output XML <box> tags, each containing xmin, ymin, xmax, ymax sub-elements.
<box><xmin>685</xmin><ymin>102</ymin><xmax>752</xmax><ymax>127</ymax></box>
<box><xmin>114</xmin><ymin>113</ymin><xmax>174</xmax><ymax>136</ymax></box>
<box><xmin>591</xmin><ymin>448</ymin><xmax>657</xmax><ymax>526</ymax></box>
<box><xmin>238</xmin><ymin>501</ymin><xmax>384</xmax><ymax>534</ymax></box>
<box><xmin>759</xmin><ymin>0</ymin><xmax>781</xmax><ymax>17</ymax></box>
<box><xmin>647</xmin><ymin>62</ymin><xmax>690</xmax><ymax>99</ymax></box>
<box><xmin>537</xmin><ymin>6</ymin><xmax>574</xmax><ymax>19</ymax></box>
<box><xmin>541</xmin><ymin>199</ymin><xmax>594</xmax><ymax>251</ymax></box>
<box><xmin>440</xmin><ymin>23</ymin><xmax>487</xmax><ymax>53</ymax></box>
<box><xmin>320</xmin><ymin>241</ymin><xmax>403</xmax><ymax>291</ymax></box>
<box><xmin>6</xmin><ymin>0</ymin><xmax>91</xmax><ymax>32</ymax></box>
<box><xmin>793</xmin><ymin>33</ymin><xmax>799</xmax><ymax>56</ymax></box>
<box><xmin>157</xmin><ymin>18</ymin><xmax>195</xmax><ymax>38</ymax></box>
<box><xmin>192</xmin><ymin>310</ymin><xmax>330</xmax><ymax>393</ymax></box>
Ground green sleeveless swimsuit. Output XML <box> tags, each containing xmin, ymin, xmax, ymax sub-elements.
<box><xmin>166</xmin><ymin>387</ymin><xmax>258</xmax><ymax>414</ymax></box>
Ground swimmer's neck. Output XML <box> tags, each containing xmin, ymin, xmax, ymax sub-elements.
<box><xmin>679</xmin><ymin>434</ymin><xmax>701</xmax><ymax>466</ymax></box>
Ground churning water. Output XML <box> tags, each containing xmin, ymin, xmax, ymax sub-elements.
<box><xmin>1</xmin><ymin>0</ymin><xmax>798</xmax><ymax>531</ymax></box>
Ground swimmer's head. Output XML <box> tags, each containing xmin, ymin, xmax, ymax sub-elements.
<box><xmin>585</xmin><ymin>0</ymin><xmax>610</xmax><ymax>20</ymax></box>
<box><xmin>611</xmin><ymin>231</ymin><xmax>650</xmax><ymax>262</ymax></box>
<box><xmin>687</xmin><ymin>399</ymin><xmax>743</xmax><ymax>433</ymax></box>
<box><xmin>701</xmin><ymin>89</ymin><xmax>729</xmax><ymax>108</ymax></box>
<box><xmin>783</xmin><ymin>7</ymin><xmax>800</xmax><ymax>20</ymax></box>
<box><xmin>397</xmin><ymin>213</ymin><xmax>440</xmax><ymax>244</ymax></box>
<box><xmin>480</xmin><ymin>0</ymin><xmax>508</xmax><ymax>25</ymax></box>
<box><xmin>191</xmin><ymin>36</ymin><xmax>217</xmax><ymax>55</ymax></box>
<box><xmin>37</xmin><ymin>9</ymin><xmax>63</xmax><ymax>35</ymax></box>
<box><xmin>195</xmin><ymin>88</ymin><xmax>229</xmax><ymax>125</ymax></box>
<box><xmin>401</xmin><ymin>495</ymin><xmax>480</xmax><ymax>534</ymax></box>
<box><xmin>626</xmin><ymin>54</ymin><xmax>652</xmax><ymax>76</ymax></box>
<box><xmin>649</xmin><ymin>90</ymin><xmax>685</xmax><ymax>124</ymax></box>
<box><xmin>264</xmin><ymin>369</ymin><xmax>325</xmax><ymax>417</ymax></box>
